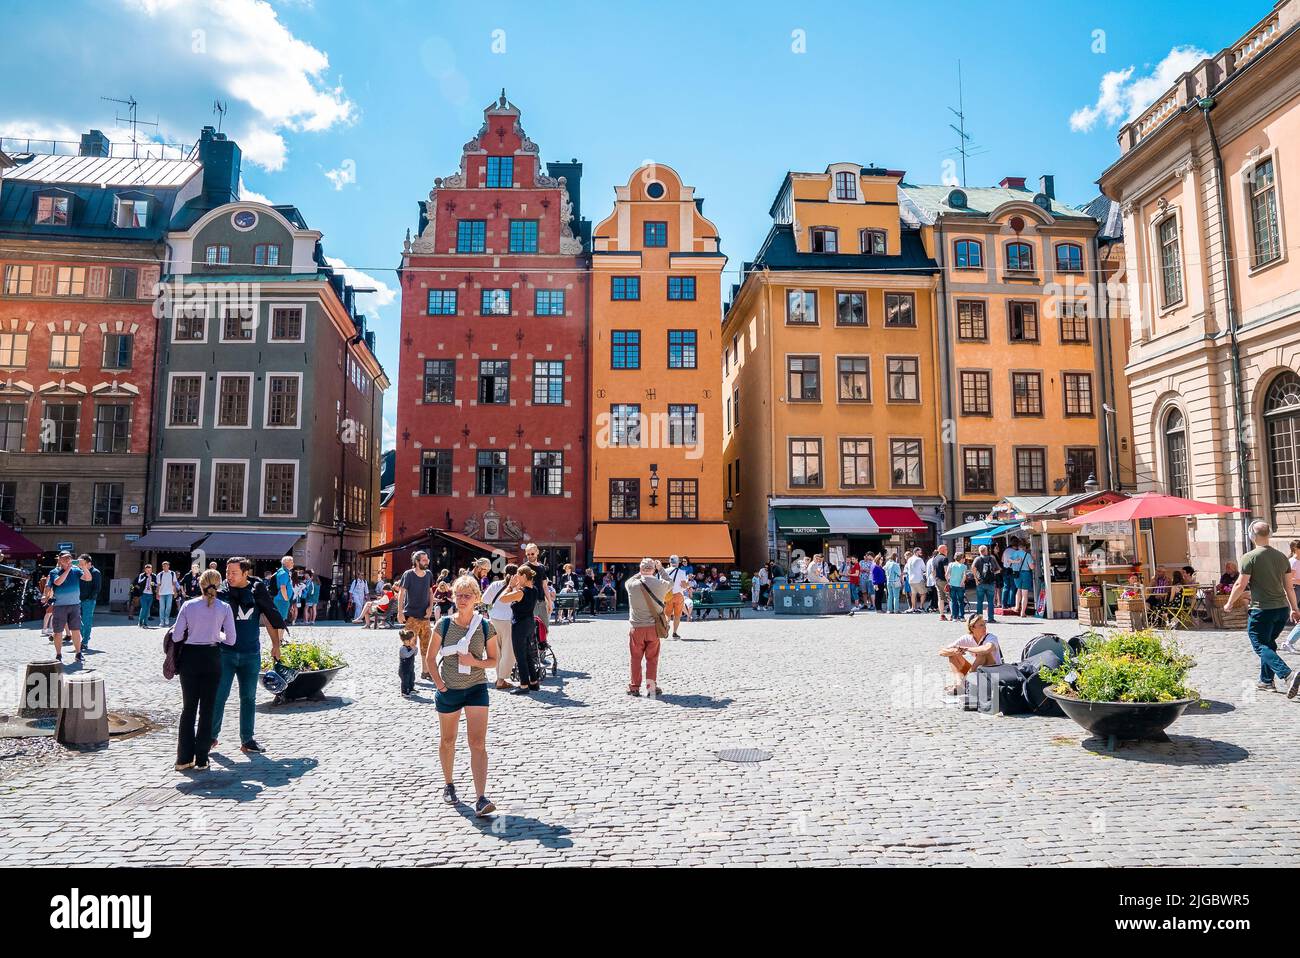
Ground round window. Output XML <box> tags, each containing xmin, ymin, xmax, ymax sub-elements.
<box><xmin>646</xmin><ymin>181</ymin><xmax>665</xmax><ymax>199</ymax></box>
<box><xmin>232</xmin><ymin>209</ymin><xmax>258</xmax><ymax>231</ymax></box>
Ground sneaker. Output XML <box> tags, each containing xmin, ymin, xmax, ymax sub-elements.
<box><xmin>174</xmin><ymin>760</ymin><xmax>195</xmax><ymax>771</ymax></box>
<box><xmin>510</xmin><ymin>686</ymin><xmax>531</xmax><ymax>695</ymax></box>
<box><xmin>474</xmin><ymin>795</ymin><xmax>496</xmax><ymax>818</ymax></box>
<box><xmin>626</xmin><ymin>687</ymin><xmax>640</xmax><ymax>697</ymax></box>
<box><xmin>646</xmin><ymin>685</ymin><xmax>661</xmax><ymax>698</ymax></box>
<box><xmin>1257</xmin><ymin>680</ymin><xmax>1276</xmax><ymax>692</ymax></box>
<box><xmin>1283</xmin><ymin>641</ymin><xmax>1298</xmax><ymax>654</ymax></box>
<box><xmin>442</xmin><ymin>783</ymin><xmax>457</xmax><ymax>805</ymax></box>
<box><xmin>193</xmin><ymin>762</ymin><xmax>209</xmax><ymax>771</ymax></box>
<box><xmin>240</xmin><ymin>740</ymin><xmax>264</xmax><ymax>753</ymax></box>
<box><xmin>74</xmin><ymin>654</ymin><xmax>84</xmax><ymax>663</ymax></box>
<box><xmin>1288</xmin><ymin>673</ymin><xmax>1300</xmax><ymax>699</ymax></box>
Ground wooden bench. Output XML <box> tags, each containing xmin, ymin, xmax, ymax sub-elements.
<box><xmin>696</xmin><ymin>588</ymin><xmax>744</xmax><ymax>620</ymax></box>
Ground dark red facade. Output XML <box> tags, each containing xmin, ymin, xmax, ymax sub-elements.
<box><xmin>393</xmin><ymin>94</ymin><xmax>589</xmax><ymax>571</ymax></box>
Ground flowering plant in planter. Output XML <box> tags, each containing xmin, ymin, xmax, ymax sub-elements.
<box><xmin>1119</xmin><ymin>588</ymin><xmax>1142</xmax><ymax>601</ymax></box>
<box><xmin>261</xmin><ymin>641</ymin><xmax>347</xmax><ymax>673</ymax></box>
<box><xmin>1214</xmin><ymin>583</ymin><xmax>1233</xmax><ymax>596</ymax></box>
<box><xmin>1042</xmin><ymin>629</ymin><xmax>1197</xmax><ymax>703</ymax></box>
<box><xmin>1078</xmin><ymin>586</ymin><xmax>1101</xmax><ymax>599</ymax></box>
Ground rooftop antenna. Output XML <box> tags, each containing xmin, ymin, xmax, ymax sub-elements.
<box><xmin>101</xmin><ymin>95</ymin><xmax>158</xmax><ymax>158</ymax></box>
<box><xmin>948</xmin><ymin>62</ymin><xmax>971</xmax><ymax>187</ymax></box>
<box><xmin>213</xmin><ymin>100</ymin><xmax>228</xmax><ymax>133</ymax></box>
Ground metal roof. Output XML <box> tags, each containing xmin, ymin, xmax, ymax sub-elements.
<box><xmin>2</xmin><ymin>153</ymin><xmax>199</xmax><ymax>188</ymax></box>
<box><xmin>899</xmin><ymin>184</ymin><xmax>1092</xmax><ymax>224</ymax></box>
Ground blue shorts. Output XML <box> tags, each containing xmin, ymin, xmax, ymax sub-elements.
<box><xmin>435</xmin><ymin>682</ymin><xmax>490</xmax><ymax>714</ymax></box>
<box><xmin>1017</xmin><ymin>570</ymin><xmax>1033</xmax><ymax>590</ymax></box>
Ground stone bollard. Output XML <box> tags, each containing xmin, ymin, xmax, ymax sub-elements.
<box><xmin>55</xmin><ymin>672</ymin><xmax>109</xmax><ymax>747</ymax></box>
<box><xmin>19</xmin><ymin>660</ymin><xmax>64</xmax><ymax>718</ymax></box>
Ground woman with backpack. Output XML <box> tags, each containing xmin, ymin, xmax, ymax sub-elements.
<box><xmin>172</xmin><ymin>570</ymin><xmax>237</xmax><ymax>772</ymax></box>
<box><xmin>428</xmin><ymin>574</ymin><xmax>499</xmax><ymax>818</ymax></box>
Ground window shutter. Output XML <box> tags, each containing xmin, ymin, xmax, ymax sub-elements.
<box><xmin>88</xmin><ymin>267</ymin><xmax>106</xmax><ymax>298</ymax></box>
<box><xmin>35</xmin><ymin>266</ymin><xmax>53</xmax><ymax>296</ymax></box>
<box><xmin>137</xmin><ymin>266</ymin><xmax>160</xmax><ymax>298</ymax></box>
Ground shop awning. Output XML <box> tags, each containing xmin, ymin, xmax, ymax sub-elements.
<box><xmin>435</xmin><ymin>530</ymin><xmax>517</xmax><ymax>559</ymax></box>
<box><xmin>200</xmin><ymin>531</ymin><xmax>302</xmax><ymax>559</ymax></box>
<box><xmin>941</xmin><ymin>519</ymin><xmax>994</xmax><ymax>539</ymax></box>
<box><xmin>0</xmin><ymin>522</ymin><xmax>42</xmax><ymax>559</ymax></box>
<box><xmin>972</xmin><ymin>522</ymin><xmax>1023</xmax><ymax>545</ymax></box>
<box><xmin>129</xmin><ymin>529</ymin><xmax>208</xmax><ymax>551</ymax></box>
<box><xmin>592</xmin><ymin>522</ymin><xmax>734</xmax><ymax>564</ymax></box>
<box><xmin>865</xmin><ymin>506</ymin><xmax>927</xmax><ymax>531</ymax></box>
<box><xmin>773</xmin><ymin>507</ymin><xmax>830</xmax><ymax>536</ymax></box>
<box><xmin>820</xmin><ymin>506</ymin><xmax>879</xmax><ymax>535</ymax></box>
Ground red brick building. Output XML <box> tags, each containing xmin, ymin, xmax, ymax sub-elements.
<box><xmin>391</xmin><ymin>93</ymin><xmax>590</xmax><ymax>572</ymax></box>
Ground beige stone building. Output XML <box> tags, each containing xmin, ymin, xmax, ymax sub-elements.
<box><xmin>1099</xmin><ymin>0</ymin><xmax>1300</xmax><ymax>573</ymax></box>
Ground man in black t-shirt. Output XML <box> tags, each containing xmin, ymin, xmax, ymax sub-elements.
<box><xmin>522</xmin><ymin>542</ymin><xmax>552</xmax><ymax>621</ymax></box>
<box><xmin>971</xmin><ymin>545</ymin><xmax>1000</xmax><ymax>623</ymax></box>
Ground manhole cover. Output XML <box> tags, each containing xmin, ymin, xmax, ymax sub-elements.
<box><xmin>716</xmin><ymin>748</ymin><xmax>772</xmax><ymax>763</ymax></box>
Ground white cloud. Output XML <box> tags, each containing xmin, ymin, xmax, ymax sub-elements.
<box><xmin>237</xmin><ymin>177</ymin><xmax>275</xmax><ymax>206</ymax></box>
<box><xmin>323</xmin><ymin>159</ymin><xmax>356</xmax><ymax>191</ymax></box>
<box><xmin>382</xmin><ymin>417</ymin><xmax>397</xmax><ymax>452</ymax></box>
<box><xmin>122</xmin><ymin>0</ymin><xmax>356</xmax><ymax>170</ymax></box>
<box><xmin>1070</xmin><ymin>46</ymin><xmax>1208</xmax><ymax>132</ymax></box>
<box><xmin>325</xmin><ymin>256</ymin><xmax>396</xmax><ymax>312</ymax></box>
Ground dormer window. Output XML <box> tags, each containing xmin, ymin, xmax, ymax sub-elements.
<box><xmin>113</xmin><ymin>196</ymin><xmax>148</xmax><ymax>229</ymax></box>
<box><xmin>35</xmin><ymin>195</ymin><xmax>70</xmax><ymax>226</ymax></box>
<box><xmin>205</xmin><ymin>245</ymin><xmax>231</xmax><ymax>266</ymax></box>
<box><xmin>254</xmin><ymin>244</ymin><xmax>281</xmax><ymax>267</ymax></box>
<box><xmin>1005</xmin><ymin>241</ymin><xmax>1034</xmax><ymax>273</ymax></box>
<box><xmin>860</xmin><ymin>229</ymin><xmax>886</xmax><ymax>255</ymax></box>
<box><xmin>810</xmin><ymin>227</ymin><xmax>838</xmax><ymax>253</ymax></box>
<box><xmin>835</xmin><ymin>172</ymin><xmax>858</xmax><ymax>201</ymax></box>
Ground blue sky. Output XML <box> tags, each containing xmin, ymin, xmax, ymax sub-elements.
<box><xmin>0</xmin><ymin>0</ymin><xmax>1257</xmax><ymax>444</ymax></box>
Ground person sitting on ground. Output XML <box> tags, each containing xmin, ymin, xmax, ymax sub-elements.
<box><xmin>938</xmin><ymin>614</ymin><xmax>1003</xmax><ymax>695</ymax></box>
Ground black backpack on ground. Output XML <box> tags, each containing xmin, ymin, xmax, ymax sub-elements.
<box><xmin>1020</xmin><ymin>633</ymin><xmax>1066</xmax><ymax>663</ymax></box>
<box><xmin>975</xmin><ymin>664</ymin><xmax>1029</xmax><ymax>715</ymax></box>
<box><xmin>1017</xmin><ymin>649</ymin><xmax>1065</xmax><ymax>716</ymax></box>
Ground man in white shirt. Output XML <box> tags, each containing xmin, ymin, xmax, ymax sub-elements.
<box><xmin>156</xmin><ymin>560</ymin><xmax>180</xmax><ymax>627</ymax></box>
<box><xmin>662</xmin><ymin>554</ymin><xmax>690</xmax><ymax>640</ymax></box>
<box><xmin>905</xmin><ymin>548</ymin><xmax>926</xmax><ymax>612</ymax></box>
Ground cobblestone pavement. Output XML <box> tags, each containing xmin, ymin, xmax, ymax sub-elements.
<box><xmin>0</xmin><ymin>609</ymin><xmax>1295</xmax><ymax>866</ymax></box>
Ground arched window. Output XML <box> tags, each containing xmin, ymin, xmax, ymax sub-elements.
<box><xmin>1005</xmin><ymin>242</ymin><xmax>1034</xmax><ymax>272</ymax></box>
<box><xmin>1265</xmin><ymin>372</ymin><xmax>1300</xmax><ymax>506</ymax></box>
<box><xmin>954</xmin><ymin>239</ymin><xmax>982</xmax><ymax>269</ymax></box>
<box><xmin>1164</xmin><ymin>408</ymin><xmax>1189</xmax><ymax>499</ymax></box>
<box><xmin>1055</xmin><ymin>242</ymin><xmax>1083</xmax><ymax>272</ymax></box>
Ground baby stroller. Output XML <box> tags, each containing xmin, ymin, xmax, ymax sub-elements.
<box><xmin>512</xmin><ymin>614</ymin><xmax>558</xmax><ymax>682</ymax></box>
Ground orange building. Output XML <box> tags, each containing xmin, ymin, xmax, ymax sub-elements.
<box><xmin>588</xmin><ymin>164</ymin><xmax>732</xmax><ymax>566</ymax></box>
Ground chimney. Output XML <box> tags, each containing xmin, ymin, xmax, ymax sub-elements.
<box><xmin>1039</xmin><ymin>174</ymin><xmax>1055</xmax><ymax>199</ymax></box>
<box><xmin>198</xmin><ymin>125</ymin><xmax>241</xmax><ymax>207</ymax></box>
<box><xmin>79</xmin><ymin>130</ymin><xmax>110</xmax><ymax>158</ymax></box>
<box><xmin>999</xmin><ymin>176</ymin><xmax>1027</xmax><ymax>190</ymax></box>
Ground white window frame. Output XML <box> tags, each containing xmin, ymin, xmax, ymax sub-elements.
<box><xmin>268</xmin><ymin>302</ymin><xmax>307</xmax><ymax>344</ymax></box>
<box><xmin>170</xmin><ymin>301</ymin><xmax>210</xmax><ymax>344</ymax></box>
<box><xmin>209</xmin><ymin>458</ymin><xmax>250</xmax><ymax>518</ymax></box>
<box><xmin>113</xmin><ymin>196</ymin><xmax>149</xmax><ymax>229</ymax></box>
<box><xmin>218</xmin><ymin>303</ymin><xmax>257</xmax><ymax>344</ymax></box>
<box><xmin>214</xmin><ymin>372</ymin><xmax>255</xmax><ymax>429</ymax></box>
<box><xmin>159</xmin><ymin>457</ymin><xmax>201</xmax><ymax>518</ymax></box>
<box><xmin>165</xmin><ymin>371</ymin><xmax>206</xmax><ymax>430</ymax></box>
<box><xmin>259</xmin><ymin>459</ymin><xmax>299</xmax><ymax>519</ymax></box>
<box><xmin>1149</xmin><ymin>207</ymin><xmax>1185</xmax><ymax>313</ymax></box>
<box><xmin>1241</xmin><ymin>149</ymin><xmax>1288</xmax><ymax>275</ymax></box>
<box><xmin>262</xmin><ymin>371</ymin><xmax>303</xmax><ymax>429</ymax></box>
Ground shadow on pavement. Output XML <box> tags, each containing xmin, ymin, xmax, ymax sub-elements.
<box><xmin>255</xmin><ymin>696</ymin><xmax>353</xmax><ymax>714</ymax></box>
<box><xmin>1080</xmin><ymin>734</ymin><xmax>1248</xmax><ymax>765</ymax></box>
<box><xmin>653</xmin><ymin>693</ymin><xmax>734</xmax><ymax>710</ymax></box>
<box><xmin>453</xmin><ymin>804</ymin><xmax>575</xmax><ymax>849</ymax></box>
<box><xmin>1180</xmin><ymin>698</ymin><xmax>1237</xmax><ymax>716</ymax></box>
<box><xmin>175</xmin><ymin>755</ymin><xmax>319</xmax><ymax>801</ymax></box>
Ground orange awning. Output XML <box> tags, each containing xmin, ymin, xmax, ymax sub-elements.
<box><xmin>592</xmin><ymin>522</ymin><xmax>734</xmax><ymax>564</ymax></box>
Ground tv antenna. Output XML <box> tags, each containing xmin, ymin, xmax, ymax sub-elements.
<box><xmin>213</xmin><ymin>100</ymin><xmax>228</xmax><ymax>133</ymax></box>
<box><xmin>947</xmin><ymin>62</ymin><xmax>983</xmax><ymax>187</ymax></box>
<box><xmin>101</xmin><ymin>95</ymin><xmax>158</xmax><ymax>158</ymax></box>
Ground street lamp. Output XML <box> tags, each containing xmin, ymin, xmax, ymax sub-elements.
<box><xmin>1084</xmin><ymin>473</ymin><xmax>1101</xmax><ymax>494</ymax></box>
<box><xmin>725</xmin><ymin>496</ymin><xmax>734</xmax><ymax>512</ymax></box>
<box><xmin>648</xmin><ymin>464</ymin><xmax>660</xmax><ymax>508</ymax></box>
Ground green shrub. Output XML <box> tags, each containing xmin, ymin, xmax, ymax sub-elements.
<box><xmin>1041</xmin><ymin>629</ymin><xmax>1197</xmax><ymax>703</ymax></box>
<box><xmin>262</xmin><ymin>642</ymin><xmax>346</xmax><ymax>673</ymax></box>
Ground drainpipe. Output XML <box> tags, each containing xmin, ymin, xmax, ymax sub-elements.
<box><xmin>1199</xmin><ymin>95</ymin><xmax>1252</xmax><ymax>550</ymax></box>
<box><xmin>1090</xmin><ymin>234</ymin><xmax>1117</xmax><ymax>490</ymax></box>
<box><xmin>933</xmin><ymin>222</ymin><xmax>956</xmax><ymax>529</ymax></box>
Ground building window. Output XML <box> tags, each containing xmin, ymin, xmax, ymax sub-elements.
<box><xmin>810</xmin><ymin>227</ymin><xmax>838</xmax><ymax>253</ymax></box>
<box><xmin>163</xmin><ymin>463</ymin><xmax>196</xmax><ymax>514</ymax></box>
<box><xmin>1015</xmin><ymin>447</ymin><xmax>1047</xmax><ymax>494</ymax></box>
<box><xmin>890</xmin><ymin>439</ymin><xmax>923</xmax><ymax>488</ymax></box>
<box><xmin>837</xmin><ymin>357</ymin><xmax>870</xmax><ymax>402</ymax></box>
<box><xmin>884</xmin><ymin>292</ymin><xmax>915</xmax><ymax>327</ymax></box>
<box><xmin>174</xmin><ymin>307</ymin><xmax>206</xmax><ymax>341</ymax></box>
<box><xmin>217</xmin><ymin>374</ymin><xmax>252</xmax><ymax>426</ymax></box>
<box><xmin>0</xmin><ymin>403</ymin><xmax>23</xmax><ymax>452</ymax></box>
<box><xmin>610</xmin><ymin>403</ymin><xmax>642</xmax><ymax>447</ymax></box>
<box><xmin>107</xmin><ymin>267</ymin><xmax>137</xmax><ymax>299</ymax></box>
<box><xmin>427</xmin><ymin>289</ymin><xmax>457</xmax><ymax>315</ymax></box>
<box><xmin>101</xmin><ymin>332</ymin><xmax>133</xmax><ymax>369</ymax></box>
<box><xmin>266</xmin><ymin>375</ymin><xmax>300</xmax><ymax>427</ymax></box>
<box><xmin>644</xmin><ymin>221</ymin><xmax>668</xmax><ymax>247</ymax></box>
<box><xmin>963</xmin><ymin>447</ymin><xmax>994</xmax><ymax>494</ymax></box>
<box><xmin>204</xmin><ymin>245</ymin><xmax>231</xmax><ymax>266</ymax></box>
<box><xmin>38</xmin><ymin>482</ymin><xmax>70</xmax><ymax>525</ymax></box>
<box><xmin>611</xmin><ymin>276</ymin><xmax>640</xmax><ymax>301</ymax></box>
<box><xmin>54</xmin><ymin>267</ymin><xmax>86</xmax><ymax>296</ymax></box>
<box><xmin>262</xmin><ymin>462</ymin><xmax>296</xmax><ymax>515</ymax></box>
<box><xmin>533</xmin><ymin>360</ymin><xmax>563</xmax><ymax>404</ymax></box>
<box><xmin>787</xmin><ymin>355</ymin><xmax>821</xmax><ymax>402</ymax></box>
<box><xmin>222</xmin><ymin>306</ymin><xmax>254</xmax><ymax>341</ymax></box>
<box><xmin>835</xmin><ymin>171</ymin><xmax>857</xmax><ymax>200</ymax></box>
<box><xmin>480</xmin><ymin>288</ymin><xmax>511</xmax><ymax>315</ymax></box>
<box><xmin>418</xmin><ymin>359</ymin><xmax>452</xmax><ymax>405</ymax></box>
<box><xmin>508</xmin><ymin>219</ymin><xmax>538</xmax><ymax>253</ymax></box>
<box><xmin>1008</xmin><ymin>301</ymin><xmax>1039</xmax><ymax>342</ymax></box>
<box><xmin>1249</xmin><ymin>157</ymin><xmax>1282</xmax><ymax>267</ymax></box>
<box><xmin>485</xmin><ymin>156</ymin><xmax>514</xmax><ymax>188</ymax></box>
<box><xmin>212</xmin><ymin>462</ymin><xmax>247</xmax><ymax>515</ymax></box>
<box><xmin>886</xmin><ymin>356</ymin><xmax>920</xmax><ymax>402</ymax></box>
<box><xmin>457</xmin><ymin>220</ymin><xmax>487</xmax><ymax>253</ymax></box>
<box><xmin>420</xmin><ymin>450</ymin><xmax>453</xmax><ymax>496</ymax></box>
<box><xmin>667</xmin><ymin>276</ymin><xmax>696</xmax><ymax>301</ymax></box>
<box><xmin>668</xmin><ymin>479</ymin><xmax>698</xmax><ymax>520</ymax></box>
<box><xmin>92</xmin><ymin>403</ymin><xmax>130</xmax><ymax>453</ymax></box>
<box><xmin>41</xmin><ymin>402</ymin><xmax>78</xmax><ymax>453</ymax></box>
<box><xmin>168</xmin><ymin>375</ymin><xmax>202</xmax><ymax>427</ymax></box>
<box><xmin>474</xmin><ymin>451</ymin><xmax>506</xmax><ymax>495</ymax></box>
<box><xmin>36</xmin><ymin>195</ymin><xmax>71</xmax><ymax>226</ymax></box>
<box><xmin>1011</xmin><ymin>372</ymin><xmax>1043</xmax><ymax>416</ymax></box>
<box><xmin>1055</xmin><ymin>243</ymin><xmax>1083</xmax><ymax>273</ymax></box>
<box><xmin>270</xmin><ymin>306</ymin><xmax>303</xmax><ymax>341</ymax></box>
<box><xmin>92</xmin><ymin>482</ymin><xmax>123</xmax><ymax>526</ymax></box>
<box><xmin>531</xmin><ymin>451</ymin><xmax>563</xmax><ymax>496</ymax></box>
<box><xmin>840</xmin><ymin>438</ymin><xmax>874</xmax><ymax>487</ymax></box>
<box><xmin>3</xmin><ymin>264</ymin><xmax>34</xmax><ymax>294</ymax></box>
<box><xmin>786</xmin><ymin>289</ymin><xmax>817</xmax><ymax>324</ymax></box>
<box><xmin>534</xmin><ymin>289</ymin><xmax>565</xmax><ymax>315</ymax></box>
<box><xmin>1064</xmin><ymin>372</ymin><xmax>1094</xmax><ymax>416</ymax></box>
<box><xmin>1157</xmin><ymin>216</ymin><xmax>1183</xmax><ymax>308</ymax></box>
<box><xmin>960</xmin><ymin>370</ymin><xmax>991</xmax><ymax>415</ymax></box>
<box><xmin>954</xmin><ymin>239</ymin><xmax>983</xmax><ymax>269</ymax></box>
<box><xmin>253</xmin><ymin>244</ymin><xmax>280</xmax><ymax>266</ymax></box>
<box><xmin>0</xmin><ymin>332</ymin><xmax>29</xmax><ymax>366</ymax></box>
<box><xmin>667</xmin><ymin>330</ymin><xmax>697</xmax><ymax>369</ymax></box>
<box><xmin>860</xmin><ymin>229</ymin><xmax>886</xmax><ymax>254</ymax></box>
<box><xmin>0</xmin><ymin>481</ymin><xmax>14</xmax><ymax>524</ymax></box>
<box><xmin>956</xmin><ymin>300</ymin><xmax>987</xmax><ymax>341</ymax></box>
<box><xmin>1059</xmin><ymin>301</ymin><xmax>1089</xmax><ymax>343</ymax></box>
<box><xmin>836</xmin><ymin>291</ymin><xmax>865</xmax><ymax>326</ymax></box>
<box><xmin>1066</xmin><ymin>447</ymin><xmax>1098</xmax><ymax>494</ymax></box>
<box><xmin>668</xmin><ymin>404</ymin><xmax>698</xmax><ymax>446</ymax></box>
<box><xmin>790</xmin><ymin>438</ymin><xmax>823</xmax><ymax>487</ymax></box>
<box><xmin>478</xmin><ymin>360</ymin><xmax>509</xmax><ymax>404</ymax></box>
<box><xmin>1162</xmin><ymin>409</ymin><xmax>1189</xmax><ymax>499</ymax></box>
<box><xmin>1265</xmin><ymin>372</ymin><xmax>1300</xmax><ymax>505</ymax></box>
<box><xmin>1005</xmin><ymin>242</ymin><xmax>1034</xmax><ymax>273</ymax></box>
<box><xmin>611</xmin><ymin>330</ymin><xmax>640</xmax><ymax>369</ymax></box>
<box><xmin>732</xmin><ymin>387</ymin><xmax>739</xmax><ymax>428</ymax></box>
<box><xmin>113</xmin><ymin>197</ymin><xmax>148</xmax><ymax>228</ymax></box>
<box><xmin>609</xmin><ymin>479</ymin><xmax>640</xmax><ymax>520</ymax></box>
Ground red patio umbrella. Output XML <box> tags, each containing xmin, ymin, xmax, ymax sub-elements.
<box><xmin>0</xmin><ymin>521</ymin><xmax>41</xmax><ymax>559</ymax></box>
<box><xmin>1066</xmin><ymin>492</ymin><xmax>1246</xmax><ymax>525</ymax></box>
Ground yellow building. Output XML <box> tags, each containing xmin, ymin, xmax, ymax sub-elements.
<box><xmin>722</xmin><ymin>164</ymin><xmax>941</xmax><ymax>571</ymax></box>
<box><xmin>588</xmin><ymin>164</ymin><xmax>733</xmax><ymax>566</ymax></box>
